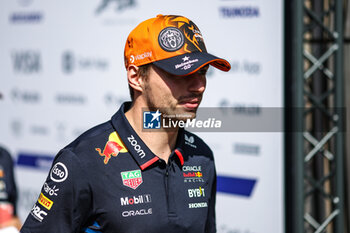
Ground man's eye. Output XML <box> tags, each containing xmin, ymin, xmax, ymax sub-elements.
<box><xmin>197</xmin><ymin>65</ymin><xmax>209</xmax><ymax>75</ymax></box>
<box><xmin>198</xmin><ymin>69</ymin><xmax>208</xmax><ymax>75</ymax></box>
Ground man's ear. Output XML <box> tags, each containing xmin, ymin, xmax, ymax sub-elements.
<box><xmin>127</xmin><ymin>65</ymin><xmax>143</xmax><ymax>93</ymax></box>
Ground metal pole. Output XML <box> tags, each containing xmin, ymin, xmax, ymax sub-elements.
<box><xmin>311</xmin><ymin>0</ymin><xmax>326</xmax><ymax>223</ymax></box>
<box><xmin>334</xmin><ymin>0</ymin><xmax>345</xmax><ymax>231</ymax></box>
<box><xmin>291</xmin><ymin>0</ymin><xmax>305</xmax><ymax>232</ymax></box>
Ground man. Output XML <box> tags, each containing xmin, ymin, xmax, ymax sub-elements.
<box><xmin>20</xmin><ymin>14</ymin><xmax>230</xmax><ymax>233</ymax></box>
<box><xmin>0</xmin><ymin>146</ymin><xmax>21</xmax><ymax>232</ymax></box>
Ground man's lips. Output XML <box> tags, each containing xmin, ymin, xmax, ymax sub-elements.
<box><xmin>179</xmin><ymin>98</ymin><xmax>201</xmax><ymax>109</ymax></box>
<box><xmin>182</xmin><ymin>102</ymin><xmax>199</xmax><ymax>109</ymax></box>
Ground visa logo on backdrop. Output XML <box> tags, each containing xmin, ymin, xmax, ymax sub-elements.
<box><xmin>12</xmin><ymin>51</ymin><xmax>41</xmax><ymax>74</ymax></box>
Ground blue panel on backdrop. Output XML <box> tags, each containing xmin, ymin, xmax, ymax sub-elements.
<box><xmin>217</xmin><ymin>175</ymin><xmax>257</xmax><ymax>197</ymax></box>
<box><xmin>16</xmin><ymin>153</ymin><xmax>54</xmax><ymax>171</ymax></box>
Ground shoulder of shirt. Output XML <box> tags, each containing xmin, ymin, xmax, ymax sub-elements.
<box><xmin>0</xmin><ymin>146</ymin><xmax>13</xmax><ymax>164</ymax></box>
<box><xmin>182</xmin><ymin>129</ymin><xmax>213</xmax><ymax>156</ymax></box>
<box><xmin>62</xmin><ymin>120</ymin><xmax>114</xmax><ymax>155</ymax></box>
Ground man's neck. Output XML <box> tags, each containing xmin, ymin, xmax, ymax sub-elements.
<box><xmin>125</xmin><ymin>102</ymin><xmax>179</xmax><ymax>163</ymax></box>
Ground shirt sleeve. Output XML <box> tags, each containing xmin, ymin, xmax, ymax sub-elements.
<box><xmin>0</xmin><ymin>147</ymin><xmax>18</xmax><ymax>216</ymax></box>
<box><xmin>20</xmin><ymin>149</ymin><xmax>92</xmax><ymax>233</ymax></box>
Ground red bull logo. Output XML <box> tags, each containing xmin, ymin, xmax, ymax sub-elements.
<box><xmin>183</xmin><ymin>172</ymin><xmax>203</xmax><ymax>178</ymax></box>
<box><xmin>95</xmin><ymin>132</ymin><xmax>128</xmax><ymax>164</ymax></box>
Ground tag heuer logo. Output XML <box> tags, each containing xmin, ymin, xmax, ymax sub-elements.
<box><xmin>121</xmin><ymin>169</ymin><xmax>143</xmax><ymax>189</ymax></box>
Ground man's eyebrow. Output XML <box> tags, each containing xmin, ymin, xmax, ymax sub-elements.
<box><xmin>199</xmin><ymin>65</ymin><xmax>209</xmax><ymax>72</ymax></box>
<box><xmin>202</xmin><ymin>65</ymin><xmax>209</xmax><ymax>70</ymax></box>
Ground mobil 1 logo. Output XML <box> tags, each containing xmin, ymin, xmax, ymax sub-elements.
<box><xmin>120</xmin><ymin>194</ymin><xmax>152</xmax><ymax>206</ymax></box>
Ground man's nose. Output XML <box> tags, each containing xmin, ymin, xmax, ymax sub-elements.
<box><xmin>188</xmin><ymin>74</ymin><xmax>206</xmax><ymax>93</ymax></box>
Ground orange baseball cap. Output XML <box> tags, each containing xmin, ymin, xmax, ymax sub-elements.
<box><xmin>124</xmin><ymin>14</ymin><xmax>231</xmax><ymax>76</ymax></box>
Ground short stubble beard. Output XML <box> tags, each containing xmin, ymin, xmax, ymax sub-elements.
<box><xmin>144</xmin><ymin>82</ymin><xmax>199</xmax><ymax>123</ymax></box>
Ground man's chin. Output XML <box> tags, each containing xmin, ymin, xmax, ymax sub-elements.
<box><xmin>157</xmin><ymin>105</ymin><xmax>199</xmax><ymax>122</ymax></box>
<box><xmin>173</xmin><ymin>110</ymin><xmax>197</xmax><ymax>121</ymax></box>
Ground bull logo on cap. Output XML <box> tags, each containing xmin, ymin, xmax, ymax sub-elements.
<box><xmin>158</xmin><ymin>27</ymin><xmax>184</xmax><ymax>52</ymax></box>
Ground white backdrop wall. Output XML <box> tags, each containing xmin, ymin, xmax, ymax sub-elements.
<box><xmin>0</xmin><ymin>0</ymin><xmax>284</xmax><ymax>232</ymax></box>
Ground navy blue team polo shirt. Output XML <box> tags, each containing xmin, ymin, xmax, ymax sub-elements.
<box><xmin>21</xmin><ymin>102</ymin><xmax>217</xmax><ymax>233</ymax></box>
<box><xmin>0</xmin><ymin>147</ymin><xmax>18</xmax><ymax>216</ymax></box>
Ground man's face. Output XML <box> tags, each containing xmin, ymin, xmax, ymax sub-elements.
<box><xmin>142</xmin><ymin>65</ymin><xmax>208</xmax><ymax>120</ymax></box>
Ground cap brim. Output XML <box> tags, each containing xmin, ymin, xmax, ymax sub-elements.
<box><xmin>153</xmin><ymin>52</ymin><xmax>231</xmax><ymax>76</ymax></box>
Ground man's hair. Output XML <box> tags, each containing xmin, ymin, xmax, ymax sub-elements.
<box><xmin>129</xmin><ymin>64</ymin><xmax>151</xmax><ymax>101</ymax></box>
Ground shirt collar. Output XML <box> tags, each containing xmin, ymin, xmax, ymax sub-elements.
<box><xmin>173</xmin><ymin>128</ymin><xmax>185</xmax><ymax>166</ymax></box>
<box><xmin>111</xmin><ymin>102</ymin><xmax>184</xmax><ymax>170</ymax></box>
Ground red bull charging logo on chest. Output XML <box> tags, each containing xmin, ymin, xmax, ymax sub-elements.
<box><xmin>95</xmin><ymin>132</ymin><xmax>128</xmax><ymax>164</ymax></box>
